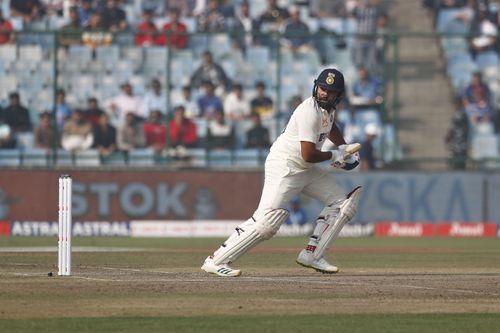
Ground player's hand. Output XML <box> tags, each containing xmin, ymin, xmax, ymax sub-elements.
<box><xmin>331</xmin><ymin>147</ymin><xmax>360</xmax><ymax>170</ymax></box>
<box><xmin>341</xmin><ymin>153</ymin><xmax>360</xmax><ymax>170</ymax></box>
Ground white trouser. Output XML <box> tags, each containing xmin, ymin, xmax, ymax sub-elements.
<box><xmin>210</xmin><ymin>154</ymin><xmax>346</xmax><ymax>265</ymax></box>
<box><xmin>253</xmin><ymin>154</ymin><xmax>345</xmax><ymax>219</ymax></box>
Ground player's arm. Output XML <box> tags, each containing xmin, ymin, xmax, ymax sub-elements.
<box><xmin>328</xmin><ymin>122</ymin><xmax>346</xmax><ymax>146</ymax></box>
<box><xmin>300</xmin><ymin>141</ymin><xmax>334</xmax><ymax>163</ymax></box>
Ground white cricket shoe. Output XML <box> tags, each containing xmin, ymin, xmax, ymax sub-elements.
<box><xmin>296</xmin><ymin>249</ymin><xmax>339</xmax><ymax>274</ymax></box>
<box><xmin>201</xmin><ymin>256</ymin><xmax>242</xmax><ymax>277</ymax></box>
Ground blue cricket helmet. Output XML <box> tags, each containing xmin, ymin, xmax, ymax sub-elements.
<box><xmin>314</xmin><ymin>68</ymin><xmax>345</xmax><ymax>92</ymax></box>
<box><xmin>313</xmin><ymin>68</ymin><xmax>345</xmax><ymax>110</ymax></box>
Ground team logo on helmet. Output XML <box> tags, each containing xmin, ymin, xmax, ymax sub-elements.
<box><xmin>326</xmin><ymin>73</ymin><xmax>335</xmax><ymax>85</ymax></box>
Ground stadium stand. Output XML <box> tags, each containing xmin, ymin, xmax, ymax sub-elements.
<box><xmin>0</xmin><ymin>0</ymin><xmax>396</xmax><ymax>168</ymax></box>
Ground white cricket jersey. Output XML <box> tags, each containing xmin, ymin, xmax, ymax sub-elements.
<box><xmin>270</xmin><ymin>96</ymin><xmax>335</xmax><ymax>169</ymax></box>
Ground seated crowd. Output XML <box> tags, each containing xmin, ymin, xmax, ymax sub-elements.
<box><xmin>0</xmin><ymin>0</ymin><xmax>390</xmax><ymax>167</ymax></box>
<box><xmin>0</xmin><ymin>77</ymin><xmax>274</xmax><ymax>159</ymax></box>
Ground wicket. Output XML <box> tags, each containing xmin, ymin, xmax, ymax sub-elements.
<box><xmin>58</xmin><ymin>175</ymin><xmax>72</xmax><ymax>276</ymax></box>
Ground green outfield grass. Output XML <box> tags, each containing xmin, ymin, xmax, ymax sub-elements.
<box><xmin>1</xmin><ymin>237</ymin><xmax>499</xmax><ymax>333</ymax></box>
<box><xmin>2</xmin><ymin>313</ymin><xmax>500</xmax><ymax>333</ymax></box>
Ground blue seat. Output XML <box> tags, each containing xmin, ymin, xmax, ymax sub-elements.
<box><xmin>75</xmin><ymin>149</ymin><xmax>101</xmax><ymax>167</ymax></box>
<box><xmin>476</xmin><ymin>51</ymin><xmax>499</xmax><ymax>71</ymax></box>
<box><xmin>471</xmin><ymin>133</ymin><xmax>498</xmax><ymax>159</ymax></box>
<box><xmin>21</xmin><ymin>148</ymin><xmax>48</xmax><ymax>166</ymax></box>
<box><xmin>437</xmin><ymin>9</ymin><xmax>467</xmax><ymax>33</ymax></box>
<box><xmin>234</xmin><ymin>148</ymin><xmax>261</xmax><ymax>167</ymax></box>
<box><xmin>0</xmin><ymin>149</ymin><xmax>21</xmax><ymax>167</ymax></box>
<box><xmin>186</xmin><ymin>148</ymin><xmax>207</xmax><ymax>168</ymax></box>
<box><xmin>101</xmin><ymin>152</ymin><xmax>127</xmax><ymax>166</ymax></box>
<box><xmin>208</xmin><ymin>149</ymin><xmax>232</xmax><ymax>167</ymax></box>
<box><xmin>128</xmin><ymin>148</ymin><xmax>156</xmax><ymax>166</ymax></box>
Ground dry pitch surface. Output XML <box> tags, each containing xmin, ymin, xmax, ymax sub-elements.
<box><xmin>0</xmin><ymin>237</ymin><xmax>500</xmax><ymax>332</ymax></box>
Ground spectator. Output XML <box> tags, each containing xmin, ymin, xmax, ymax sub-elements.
<box><xmin>257</xmin><ymin>0</ymin><xmax>289</xmax><ymax>30</ymax></box>
<box><xmin>143</xmin><ymin>79</ymin><xmax>168</xmax><ymax>117</ymax></box>
<box><xmin>60</xmin><ymin>6</ymin><xmax>82</xmax><ymax>47</ymax></box>
<box><xmin>207</xmin><ymin>109</ymin><xmax>234</xmax><ymax>150</ymax></box>
<box><xmin>360</xmin><ymin>123</ymin><xmax>379</xmax><ymax>171</ymax></box>
<box><xmin>282</xmin><ymin>6</ymin><xmax>313</xmax><ymax>54</ymax></box>
<box><xmin>34</xmin><ymin>111</ymin><xmax>56</xmax><ymax>150</ymax></box>
<box><xmin>78</xmin><ymin>0</ymin><xmax>94</xmax><ymax>27</ymax></box>
<box><xmin>169</xmin><ymin>105</ymin><xmax>198</xmax><ymax>148</ymax></box>
<box><xmin>250</xmin><ymin>81</ymin><xmax>274</xmax><ymax>120</ymax></box>
<box><xmin>117</xmin><ymin>112</ymin><xmax>146</xmax><ymax>151</ymax></box>
<box><xmin>105</xmin><ymin>82</ymin><xmax>146</xmax><ymax>126</ymax></box>
<box><xmin>246</xmin><ymin>112</ymin><xmax>271</xmax><ymax>149</ymax></box>
<box><xmin>171</xmin><ymin>85</ymin><xmax>199</xmax><ymax>118</ymax></box>
<box><xmin>232</xmin><ymin>1</ymin><xmax>257</xmax><ymax>52</ymax></box>
<box><xmin>352</xmin><ymin>0</ymin><xmax>384</xmax><ymax>71</ymax></box>
<box><xmin>284</xmin><ymin>197</ymin><xmax>308</xmax><ymax>226</ymax></box>
<box><xmin>310</xmin><ymin>1</ymin><xmax>347</xmax><ymax>64</ymax></box>
<box><xmin>53</xmin><ymin>89</ymin><xmax>72</xmax><ymax>130</ymax></box>
<box><xmin>10</xmin><ymin>0</ymin><xmax>44</xmax><ymax>28</ymax></box>
<box><xmin>0</xmin><ymin>112</ymin><xmax>15</xmax><ymax>149</ymax></box>
<box><xmin>223</xmin><ymin>83</ymin><xmax>250</xmax><ymax>121</ymax></box>
<box><xmin>352</xmin><ymin>66</ymin><xmax>383</xmax><ymax>105</ymax></box>
<box><xmin>61</xmin><ymin>109</ymin><xmax>93</xmax><ymax>151</ymax></box>
<box><xmin>157</xmin><ymin>7</ymin><xmax>188</xmax><ymax>49</ymax></box>
<box><xmin>470</xmin><ymin>4</ymin><xmax>498</xmax><ymax>58</ymax></box>
<box><xmin>196</xmin><ymin>0</ymin><xmax>226</xmax><ymax>32</ymax></box>
<box><xmin>197</xmin><ymin>81</ymin><xmax>224</xmax><ymax>119</ymax></box>
<box><xmin>0</xmin><ymin>9</ymin><xmax>14</xmax><ymax>45</ymax></box>
<box><xmin>100</xmin><ymin>0</ymin><xmax>127</xmax><ymax>32</ymax></box>
<box><xmin>462</xmin><ymin>72</ymin><xmax>491</xmax><ymax>108</ymax></box>
<box><xmin>83</xmin><ymin>97</ymin><xmax>105</xmax><ymax>126</ymax></box>
<box><xmin>92</xmin><ymin>113</ymin><xmax>117</xmax><ymax>156</ymax></box>
<box><xmin>256</xmin><ymin>0</ymin><xmax>288</xmax><ymax>47</ymax></box>
<box><xmin>135</xmin><ymin>9</ymin><xmax>159</xmax><ymax>47</ymax></box>
<box><xmin>82</xmin><ymin>12</ymin><xmax>113</xmax><ymax>49</ymax></box>
<box><xmin>466</xmin><ymin>88</ymin><xmax>492</xmax><ymax>124</ymax></box>
<box><xmin>190</xmin><ymin>50</ymin><xmax>230</xmax><ymax>94</ymax></box>
<box><xmin>143</xmin><ymin>110</ymin><xmax>167</xmax><ymax>153</ymax></box>
<box><xmin>445</xmin><ymin>97</ymin><xmax>469</xmax><ymax>170</ymax></box>
<box><xmin>375</xmin><ymin>12</ymin><xmax>389</xmax><ymax>65</ymax></box>
<box><xmin>3</xmin><ymin>92</ymin><xmax>32</xmax><ymax>133</ymax></box>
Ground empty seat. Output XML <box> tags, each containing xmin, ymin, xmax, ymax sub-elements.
<box><xmin>19</xmin><ymin>45</ymin><xmax>43</xmax><ymax>62</ymax></box>
<box><xmin>193</xmin><ymin>118</ymin><xmax>208</xmax><ymax>139</ymax></box>
<box><xmin>471</xmin><ymin>134</ymin><xmax>498</xmax><ymax>160</ymax></box>
<box><xmin>68</xmin><ymin>45</ymin><xmax>92</xmax><ymax>63</ymax></box>
<box><xmin>75</xmin><ymin>149</ymin><xmax>101</xmax><ymax>166</ymax></box>
<box><xmin>101</xmin><ymin>152</ymin><xmax>127</xmax><ymax>165</ymax></box>
<box><xmin>16</xmin><ymin>132</ymin><xmax>34</xmax><ymax>148</ymax></box>
<box><xmin>208</xmin><ymin>149</ymin><xmax>232</xmax><ymax>167</ymax></box>
<box><xmin>0</xmin><ymin>45</ymin><xmax>17</xmax><ymax>62</ymax></box>
<box><xmin>128</xmin><ymin>148</ymin><xmax>155</xmax><ymax>166</ymax></box>
<box><xmin>186</xmin><ymin>148</ymin><xmax>207</xmax><ymax>167</ymax></box>
<box><xmin>234</xmin><ymin>148</ymin><xmax>261</xmax><ymax>167</ymax></box>
<box><xmin>0</xmin><ymin>149</ymin><xmax>21</xmax><ymax>167</ymax></box>
<box><xmin>21</xmin><ymin>148</ymin><xmax>48</xmax><ymax>166</ymax></box>
<box><xmin>476</xmin><ymin>51</ymin><xmax>499</xmax><ymax>71</ymax></box>
<box><xmin>246</xmin><ymin>46</ymin><xmax>270</xmax><ymax>72</ymax></box>
<box><xmin>52</xmin><ymin>150</ymin><xmax>74</xmax><ymax>166</ymax></box>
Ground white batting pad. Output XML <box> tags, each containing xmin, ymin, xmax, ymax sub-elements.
<box><xmin>311</xmin><ymin>186</ymin><xmax>362</xmax><ymax>259</ymax></box>
<box><xmin>212</xmin><ymin>209</ymin><xmax>289</xmax><ymax>265</ymax></box>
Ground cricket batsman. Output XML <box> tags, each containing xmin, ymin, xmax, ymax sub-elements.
<box><xmin>202</xmin><ymin>68</ymin><xmax>362</xmax><ymax>277</ymax></box>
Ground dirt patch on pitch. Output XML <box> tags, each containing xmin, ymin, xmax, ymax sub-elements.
<box><xmin>1</xmin><ymin>264</ymin><xmax>499</xmax><ymax>318</ymax></box>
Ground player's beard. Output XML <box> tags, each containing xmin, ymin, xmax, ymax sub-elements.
<box><xmin>316</xmin><ymin>96</ymin><xmax>335</xmax><ymax>111</ymax></box>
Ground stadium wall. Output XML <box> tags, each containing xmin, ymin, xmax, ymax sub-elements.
<box><xmin>0</xmin><ymin>170</ymin><xmax>500</xmax><ymax>238</ymax></box>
